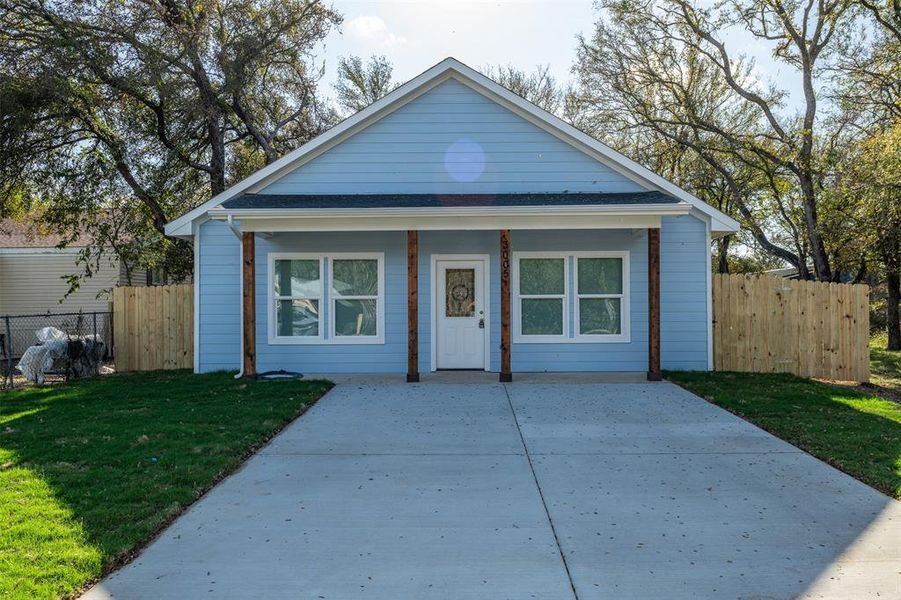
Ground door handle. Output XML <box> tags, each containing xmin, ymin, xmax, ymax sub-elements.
<box><xmin>478</xmin><ymin>318</ymin><xmax>485</xmax><ymax>329</ymax></box>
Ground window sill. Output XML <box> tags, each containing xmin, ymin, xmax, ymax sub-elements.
<box><xmin>513</xmin><ymin>334</ymin><xmax>570</xmax><ymax>344</ymax></box>
<box><xmin>513</xmin><ymin>335</ymin><xmax>632</xmax><ymax>344</ymax></box>
<box><xmin>572</xmin><ymin>334</ymin><xmax>631</xmax><ymax>344</ymax></box>
<box><xmin>267</xmin><ymin>336</ymin><xmax>385</xmax><ymax>346</ymax></box>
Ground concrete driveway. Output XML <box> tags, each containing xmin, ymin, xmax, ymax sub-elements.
<box><xmin>83</xmin><ymin>380</ymin><xmax>900</xmax><ymax>599</ymax></box>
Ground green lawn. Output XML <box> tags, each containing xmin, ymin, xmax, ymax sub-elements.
<box><xmin>667</xmin><ymin>370</ymin><xmax>901</xmax><ymax>499</ymax></box>
<box><xmin>0</xmin><ymin>371</ymin><xmax>332</xmax><ymax>599</ymax></box>
<box><xmin>870</xmin><ymin>332</ymin><xmax>901</xmax><ymax>396</ymax></box>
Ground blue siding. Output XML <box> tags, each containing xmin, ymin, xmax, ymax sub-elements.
<box><xmin>193</xmin><ymin>74</ymin><xmax>712</xmax><ymax>373</ymax></box>
<box><xmin>254</xmin><ymin>232</ymin><xmax>407</xmax><ymax>373</ymax></box>
<box><xmin>258</xmin><ymin>78</ymin><xmax>644</xmax><ymax>196</ymax></box>
<box><xmin>197</xmin><ymin>219</ymin><xmax>711</xmax><ymax>373</ymax></box>
<box><xmin>197</xmin><ymin>220</ymin><xmax>241</xmax><ymax>372</ymax></box>
<box><xmin>660</xmin><ymin>215</ymin><xmax>709</xmax><ymax>370</ymax></box>
<box><xmin>510</xmin><ymin>230</ymin><xmax>649</xmax><ymax>372</ymax></box>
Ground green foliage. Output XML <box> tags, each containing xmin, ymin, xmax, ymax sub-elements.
<box><xmin>482</xmin><ymin>64</ymin><xmax>564</xmax><ymax>114</ymax></box>
<box><xmin>835</xmin><ymin>121</ymin><xmax>901</xmax><ymax>345</ymax></box>
<box><xmin>0</xmin><ymin>371</ymin><xmax>332</xmax><ymax>599</ymax></box>
<box><xmin>839</xmin><ymin>122</ymin><xmax>901</xmax><ymax>264</ymax></box>
<box><xmin>0</xmin><ymin>0</ymin><xmax>341</xmax><ymax>282</ymax></box>
<box><xmin>334</xmin><ymin>55</ymin><xmax>399</xmax><ymax>114</ymax></box>
<box><xmin>570</xmin><ymin>0</ymin><xmax>894</xmax><ymax>282</ymax></box>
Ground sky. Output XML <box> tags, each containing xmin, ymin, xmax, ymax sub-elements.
<box><xmin>315</xmin><ymin>0</ymin><xmax>804</xmax><ymax>112</ymax></box>
<box><xmin>316</xmin><ymin>0</ymin><xmax>597</xmax><ymax>99</ymax></box>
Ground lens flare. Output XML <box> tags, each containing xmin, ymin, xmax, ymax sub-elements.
<box><xmin>444</xmin><ymin>139</ymin><xmax>485</xmax><ymax>183</ymax></box>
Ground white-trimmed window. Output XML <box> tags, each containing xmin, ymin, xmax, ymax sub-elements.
<box><xmin>271</xmin><ymin>255</ymin><xmax>324</xmax><ymax>341</ymax></box>
<box><xmin>574</xmin><ymin>252</ymin><xmax>629</xmax><ymax>342</ymax></box>
<box><xmin>513</xmin><ymin>251</ymin><xmax>630</xmax><ymax>344</ymax></box>
<box><xmin>268</xmin><ymin>252</ymin><xmax>384</xmax><ymax>344</ymax></box>
<box><xmin>513</xmin><ymin>254</ymin><xmax>569</xmax><ymax>341</ymax></box>
<box><xmin>330</xmin><ymin>255</ymin><xmax>383</xmax><ymax>342</ymax></box>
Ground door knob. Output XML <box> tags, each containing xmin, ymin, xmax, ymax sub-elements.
<box><xmin>478</xmin><ymin>318</ymin><xmax>485</xmax><ymax>329</ymax></box>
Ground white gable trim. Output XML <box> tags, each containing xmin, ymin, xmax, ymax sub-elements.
<box><xmin>165</xmin><ymin>58</ymin><xmax>739</xmax><ymax>238</ymax></box>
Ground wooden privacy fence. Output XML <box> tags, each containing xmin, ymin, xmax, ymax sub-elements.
<box><xmin>110</xmin><ymin>278</ymin><xmax>869</xmax><ymax>380</ymax></box>
<box><xmin>713</xmin><ymin>274</ymin><xmax>869</xmax><ymax>382</ymax></box>
<box><xmin>112</xmin><ymin>284</ymin><xmax>193</xmax><ymax>371</ymax></box>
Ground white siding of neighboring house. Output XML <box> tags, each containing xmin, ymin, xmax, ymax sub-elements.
<box><xmin>0</xmin><ymin>249</ymin><xmax>120</xmax><ymax>316</ymax></box>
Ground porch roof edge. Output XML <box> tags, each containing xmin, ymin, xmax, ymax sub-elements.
<box><xmin>221</xmin><ymin>191</ymin><xmax>679</xmax><ymax>210</ymax></box>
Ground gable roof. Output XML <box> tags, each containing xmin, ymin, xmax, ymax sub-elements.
<box><xmin>164</xmin><ymin>57</ymin><xmax>739</xmax><ymax>237</ymax></box>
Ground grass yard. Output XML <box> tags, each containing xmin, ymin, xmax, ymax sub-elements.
<box><xmin>870</xmin><ymin>332</ymin><xmax>901</xmax><ymax>397</ymax></box>
<box><xmin>667</xmin><ymin>369</ymin><xmax>901</xmax><ymax>500</ymax></box>
<box><xmin>0</xmin><ymin>371</ymin><xmax>332</xmax><ymax>599</ymax></box>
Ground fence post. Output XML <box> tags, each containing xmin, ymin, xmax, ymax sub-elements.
<box><xmin>92</xmin><ymin>312</ymin><xmax>99</xmax><ymax>375</ymax></box>
<box><xmin>5</xmin><ymin>316</ymin><xmax>12</xmax><ymax>388</ymax></box>
<box><xmin>109</xmin><ymin>305</ymin><xmax>115</xmax><ymax>361</ymax></box>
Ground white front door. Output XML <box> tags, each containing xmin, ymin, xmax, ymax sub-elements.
<box><xmin>436</xmin><ymin>259</ymin><xmax>486</xmax><ymax>369</ymax></box>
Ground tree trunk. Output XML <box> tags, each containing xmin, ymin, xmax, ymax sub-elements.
<box><xmin>717</xmin><ymin>236</ymin><xmax>730</xmax><ymax>273</ymax></box>
<box><xmin>886</xmin><ymin>267</ymin><xmax>901</xmax><ymax>351</ymax></box>
<box><xmin>798</xmin><ymin>174</ymin><xmax>832</xmax><ymax>281</ymax></box>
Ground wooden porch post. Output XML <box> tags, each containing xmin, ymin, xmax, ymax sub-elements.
<box><xmin>500</xmin><ymin>229</ymin><xmax>512</xmax><ymax>382</ymax></box>
<box><xmin>648</xmin><ymin>228</ymin><xmax>662</xmax><ymax>381</ymax></box>
<box><xmin>407</xmin><ymin>230</ymin><xmax>420</xmax><ymax>382</ymax></box>
<box><xmin>242</xmin><ymin>232</ymin><xmax>256</xmax><ymax>378</ymax></box>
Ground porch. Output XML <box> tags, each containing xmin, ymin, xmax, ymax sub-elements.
<box><xmin>228</xmin><ymin>222</ymin><xmax>667</xmax><ymax>382</ymax></box>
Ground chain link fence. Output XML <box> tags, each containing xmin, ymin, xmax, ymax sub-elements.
<box><xmin>1</xmin><ymin>311</ymin><xmax>112</xmax><ymax>390</ymax></box>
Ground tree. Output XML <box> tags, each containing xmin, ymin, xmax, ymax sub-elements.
<box><xmin>0</xmin><ymin>0</ymin><xmax>341</xmax><ymax>282</ymax></box>
<box><xmin>334</xmin><ymin>55</ymin><xmax>398</xmax><ymax>114</ymax></box>
<box><xmin>482</xmin><ymin>64</ymin><xmax>565</xmax><ymax>114</ymax></box>
<box><xmin>572</xmin><ymin>0</ymin><xmax>862</xmax><ymax>281</ymax></box>
<box><xmin>839</xmin><ymin>121</ymin><xmax>901</xmax><ymax>349</ymax></box>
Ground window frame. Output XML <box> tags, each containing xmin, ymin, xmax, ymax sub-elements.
<box><xmin>268</xmin><ymin>253</ymin><xmax>325</xmax><ymax>345</ymax></box>
<box><xmin>266</xmin><ymin>252</ymin><xmax>385</xmax><ymax>345</ymax></box>
<box><xmin>328</xmin><ymin>253</ymin><xmax>385</xmax><ymax>344</ymax></box>
<box><xmin>573</xmin><ymin>251</ymin><xmax>630</xmax><ymax>343</ymax></box>
<box><xmin>512</xmin><ymin>252</ymin><xmax>570</xmax><ymax>343</ymax></box>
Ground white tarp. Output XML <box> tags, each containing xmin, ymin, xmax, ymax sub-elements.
<box><xmin>16</xmin><ymin>327</ymin><xmax>102</xmax><ymax>384</ymax></box>
<box><xmin>16</xmin><ymin>339</ymin><xmax>68</xmax><ymax>385</ymax></box>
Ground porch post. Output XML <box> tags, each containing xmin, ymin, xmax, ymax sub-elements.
<box><xmin>407</xmin><ymin>230</ymin><xmax>419</xmax><ymax>382</ymax></box>
<box><xmin>648</xmin><ymin>228</ymin><xmax>662</xmax><ymax>381</ymax></box>
<box><xmin>242</xmin><ymin>232</ymin><xmax>257</xmax><ymax>378</ymax></box>
<box><xmin>500</xmin><ymin>229</ymin><xmax>512</xmax><ymax>382</ymax></box>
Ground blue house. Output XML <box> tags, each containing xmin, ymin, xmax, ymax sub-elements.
<box><xmin>165</xmin><ymin>58</ymin><xmax>739</xmax><ymax>381</ymax></box>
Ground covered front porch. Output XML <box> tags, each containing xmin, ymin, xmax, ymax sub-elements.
<box><xmin>218</xmin><ymin>197</ymin><xmax>675</xmax><ymax>382</ymax></box>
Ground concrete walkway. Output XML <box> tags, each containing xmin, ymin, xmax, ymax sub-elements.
<box><xmin>83</xmin><ymin>381</ymin><xmax>901</xmax><ymax>599</ymax></box>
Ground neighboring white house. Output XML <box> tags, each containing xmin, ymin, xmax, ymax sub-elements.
<box><xmin>0</xmin><ymin>219</ymin><xmax>128</xmax><ymax>316</ymax></box>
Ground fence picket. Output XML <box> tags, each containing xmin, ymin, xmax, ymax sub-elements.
<box><xmin>712</xmin><ymin>275</ymin><xmax>869</xmax><ymax>382</ymax></box>
<box><xmin>112</xmin><ymin>284</ymin><xmax>194</xmax><ymax>372</ymax></box>
<box><xmin>109</xmin><ymin>277</ymin><xmax>868</xmax><ymax>381</ymax></box>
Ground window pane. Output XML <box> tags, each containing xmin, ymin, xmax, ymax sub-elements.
<box><xmin>519</xmin><ymin>258</ymin><xmax>565</xmax><ymax>295</ymax></box>
<box><xmin>578</xmin><ymin>258</ymin><xmax>623</xmax><ymax>294</ymax></box>
<box><xmin>276</xmin><ymin>299</ymin><xmax>319</xmax><ymax>336</ymax></box>
<box><xmin>579</xmin><ymin>298</ymin><xmax>622</xmax><ymax>335</ymax></box>
<box><xmin>335</xmin><ymin>299</ymin><xmax>378</xmax><ymax>336</ymax></box>
<box><xmin>521</xmin><ymin>298</ymin><xmax>563</xmax><ymax>335</ymax></box>
<box><xmin>274</xmin><ymin>260</ymin><xmax>320</xmax><ymax>297</ymax></box>
<box><xmin>446</xmin><ymin>268</ymin><xmax>475</xmax><ymax>317</ymax></box>
<box><xmin>332</xmin><ymin>259</ymin><xmax>378</xmax><ymax>296</ymax></box>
